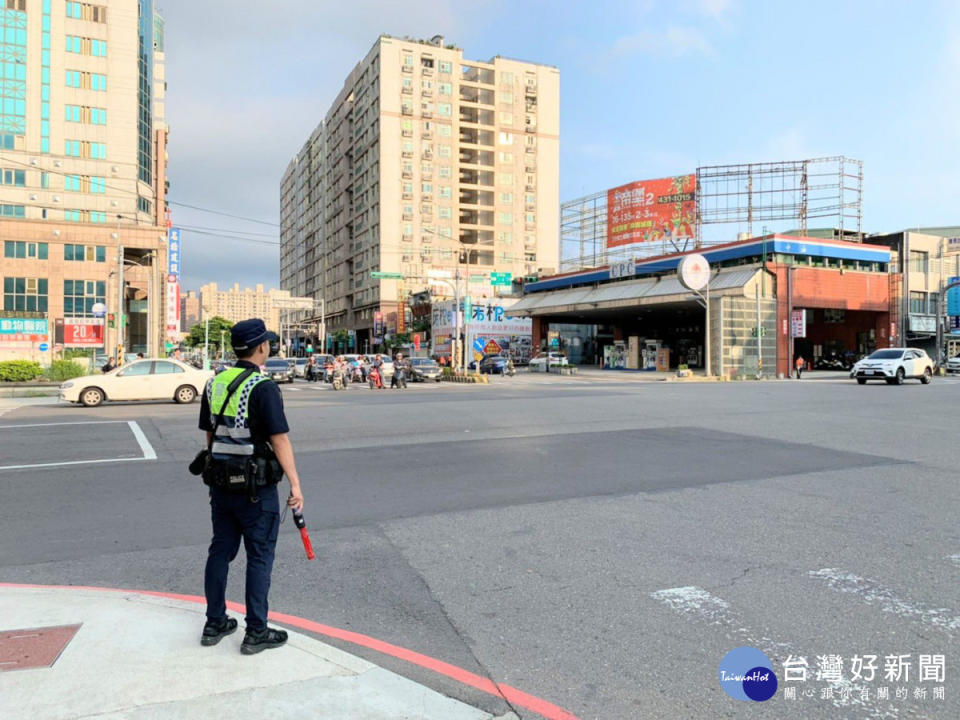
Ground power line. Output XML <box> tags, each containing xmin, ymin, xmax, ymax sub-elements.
<box><xmin>167</xmin><ymin>200</ymin><xmax>279</xmax><ymax>227</ymax></box>
<box><xmin>176</xmin><ymin>223</ymin><xmax>279</xmax><ymax>238</ymax></box>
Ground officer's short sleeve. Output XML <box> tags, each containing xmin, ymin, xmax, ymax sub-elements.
<box><xmin>198</xmin><ymin>380</ymin><xmax>213</xmax><ymax>431</ymax></box>
<box><xmin>249</xmin><ymin>380</ymin><xmax>290</xmax><ymax>436</ymax></box>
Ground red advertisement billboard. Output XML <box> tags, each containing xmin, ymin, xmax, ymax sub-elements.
<box><xmin>64</xmin><ymin>318</ymin><xmax>104</xmax><ymax>347</ymax></box>
<box><xmin>606</xmin><ymin>174</ymin><xmax>696</xmax><ymax>248</ymax></box>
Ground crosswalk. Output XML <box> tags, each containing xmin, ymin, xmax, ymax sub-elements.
<box><xmin>651</xmin><ymin>556</ymin><xmax>960</xmax><ymax>717</ymax></box>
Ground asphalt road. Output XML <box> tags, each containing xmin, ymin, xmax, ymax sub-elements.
<box><xmin>2</xmin><ymin>371</ymin><xmax>959</xmax><ymax>719</ymax></box>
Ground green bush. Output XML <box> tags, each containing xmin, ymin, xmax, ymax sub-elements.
<box><xmin>46</xmin><ymin>359</ymin><xmax>88</xmax><ymax>382</ymax></box>
<box><xmin>0</xmin><ymin>360</ymin><xmax>43</xmax><ymax>382</ymax></box>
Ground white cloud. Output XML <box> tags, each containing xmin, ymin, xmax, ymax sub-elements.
<box><xmin>694</xmin><ymin>0</ymin><xmax>734</xmax><ymax>21</ymax></box>
<box><xmin>610</xmin><ymin>25</ymin><xmax>713</xmax><ymax>58</ymax></box>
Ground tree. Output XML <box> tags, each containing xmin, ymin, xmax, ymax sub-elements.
<box><xmin>385</xmin><ymin>332</ymin><xmax>411</xmax><ymax>353</ymax></box>
<box><xmin>185</xmin><ymin>316</ymin><xmax>234</xmax><ymax>351</ymax></box>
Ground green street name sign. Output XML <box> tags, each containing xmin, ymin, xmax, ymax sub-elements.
<box><xmin>490</xmin><ymin>272</ymin><xmax>513</xmax><ymax>286</ymax></box>
<box><xmin>370</xmin><ymin>271</ymin><xmax>403</xmax><ymax>279</ymax></box>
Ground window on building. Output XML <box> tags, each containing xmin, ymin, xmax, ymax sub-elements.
<box><xmin>498</xmin><ymin>212</ymin><xmax>514</xmax><ymax>224</ymax></box>
<box><xmin>64</xmin><ymin>174</ymin><xmax>82</xmax><ymax>191</ymax></box>
<box><xmin>499</xmin><ymin>131</ymin><xmax>514</xmax><ymax>145</ymax></box>
<box><xmin>66</xmin><ymin>70</ymin><xmax>82</xmax><ymax>87</ymax></box>
<box><xmin>4</xmin><ymin>241</ymin><xmax>48</xmax><ymax>259</ymax></box>
<box><xmin>403</xmin><ymin>53</ymin><xmax>414</xmax><ymax>66</ymax></box>
<box><xmin>439</xmin><ymin>82</ymin><xmax>452</xmax><ymax>95</ymax></box>
<box><xmin>421</xmin><ymin>182</ymin><xmax>432</xmax><ymax>194</ymax></box>
<box><xmin>929</xmin><ymin>292</ymin><xmax>940</xmax><ymax>315</ymax></box>
<box><xmin>91</xmin><ymin>73</ymin><xmax>107</xmax><ymax>91</ymax></box>
<box><xmin>0</xmin><ymin>204</ymin><xmax>25</xmax><ymax>217</ymax></box>
<box><xmin>525</xmin><ymin>212</ymin><xmax>536</xmax><ymax>224</ymax></box>
<box><xmin>910</xmin><ymin>291</ymin><xmax>927</xmax><ymax>315</ymax></box>
<box><xmin>501</xmin><ymin>112</ymin><xmax>513</xmax><ymax>125</ymax></box>
<box><xmin>137</xmin><ymin>196</ymin><xmax>152</xmax><ymax>214</ymax></box>
<box><xmin>438</xmin><ymin>144</ymin><xmax>451</xmax><ymax>158</ymax></box>
<box><xmin>64</xmin><ymin>279</ymin><xmax>106</xmax><ymax>317</ymax></box>
<box><xmin>65</xmin><ymin>140</ymin><xmax>81</xmax><ymax>156</ymax></box>
<box><xmin>439</xmin><ymin>61</ymin><xmax>452</xmax><ymax>74</ymax></box>
<box><xmin>438</xmin><ymin>206</ymin><xmax>452</xmax><ymax>220</ymax></box>
<box><xmin>910</xmin><ymin>251</ymin><xmax>929</xmax><ymax>274</ymax></box>
<box><xmin>499</xmin><ymin>192</ymin><xmax>514</xmax><ymax>204</ymax></box>
<box><xmin>501</xmin><ymin>71</ymin><xmax>515</xmax><ymax>84</ymax></box>
<box><xmin>65</xmin><ymin>104</ymin><xmax>81</xmax><ymax>122</ymax></box>
<box><xmin>501</xmin><ymin>173</ymin><xmax>514</xmax><ymax>186</ymax></box>
<box><xmin>438</xmin><ymin>103</ymin><xmax>452</xmax><ymax>117</ymax></box>
<box><xmin>0</xmin><ymin>169</ymin><xmax>25</xmax><ymax>186</ymax></box>
<box><xmin>40</xmin><ymin>172</ymin><xmax>49</xmax><ymax>189</ymax></box>
<box><xmin>499</xmin><ymin>151</ymin><xmax>513</xmax><ymax>163</ymax></box>
<box><xmin>3</xmin><ymin>277</ymin><xmax>48</xmax><ymax>312</ymax></box>
<box><xmin>90</xmin><ymin>176</ymin><xmax>106</xmax><ymax>193</ymax></box>
<box><xmin>438</xmin><ymin>186</ymin><xmax>451</xmax><ymax>199</ymax></box>
<box><xmin>438</xmin><ymin>124</ymin><xmax>452</xmax><ymax>137</ymax></box>
<box><xmin>501</xmin><ymin>91</ymin><xmax>514</xmax><ymax>104</ymax></box>
<box><xmin>439</xmin><ymin>165</ymin><xmax>451</xmax><ymax>179</ymax></box>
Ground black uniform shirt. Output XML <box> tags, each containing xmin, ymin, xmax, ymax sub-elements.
<box><xmin>199</xmin><ymin>360</ymin><xmax>290</xmax><ymax>441</ymax></box>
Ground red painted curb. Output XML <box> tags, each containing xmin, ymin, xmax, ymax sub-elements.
<box><xmin>0</xmin><ymin>583</ymin><xmax>580</xmax><ymax>720</ymax></box>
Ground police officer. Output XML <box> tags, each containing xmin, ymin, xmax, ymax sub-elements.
<box><xmin>198</xmin><ymin>318</ymin><xmax>305</xmax><ymax>654</ymax></box>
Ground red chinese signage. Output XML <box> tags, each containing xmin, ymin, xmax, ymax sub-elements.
<box><xmin>64</xmin><ymin>318</ymin><xmax>104</xmax><ymax>347</ymax></box>
<box><xmin>606</xmin><ymin>174</ymin><xmax>696</xmax><ymax>248</ymax></box>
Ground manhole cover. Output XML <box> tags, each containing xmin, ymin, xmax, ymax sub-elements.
<box><xmin>0</xmin><ymin>624</ymin><xmax>81</xmax><ymax>672</ymax></box>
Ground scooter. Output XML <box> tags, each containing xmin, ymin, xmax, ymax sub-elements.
<box><xmin>331</xmin><ymin>368</ymin><xmax>347</xmax><ymax>391</ymax></box>
<box><xmin>368</xmin><ymin>366</ymin><xmax>383</xmax><ymax>389</ymax></box>
<box><xmin>391</xmin><ymin>367</ymin><xmax>408</xmax><ymax>389</ymax></box>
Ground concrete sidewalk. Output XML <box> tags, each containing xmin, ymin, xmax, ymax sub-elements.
<box><xmin>0</xmin><ymin>396</ymin><xmax>61</xmax><ymax>417</ymax></box>
<box><xmin>0</xmin><ymin>586</ymin><xmax>508</xmax><ymax>720</ymax></box>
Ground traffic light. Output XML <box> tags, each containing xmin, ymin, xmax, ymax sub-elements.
<box><xmin>107</xmin><ymin>313</ymin><xmax>115</xmax><ymax>329</ymax></box>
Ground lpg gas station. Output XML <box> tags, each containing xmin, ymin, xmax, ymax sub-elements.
<box><xmin>509</xmin><ymin>157</ymin><xmax>897</xmax><ymax>378</ymax></box>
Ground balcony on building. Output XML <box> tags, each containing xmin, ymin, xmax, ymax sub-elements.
<box><xmin>461</xmin><ymin>66</ymin><xmax>495</xmax><ymax>85</ymax></box>
<box><xmin>460</xmin><ymin>209</ymin><xmax>494</xmax><ymax>226</ymax></box>
<box><xmin>459</xmin><ymin>188</ymin><xmax>495</xmax><ymax>206</ymax></box>
<box><xmin>459</xmin><ymin>127</ymin><xmax>494</xmax><ymax>146</ymax></box>
<box><xmin>459</xmin><ymin>148</ymin><xmax>495</xmax><ymax>167</ymax></box>
<box><xmin>459</xmin><ymin>169</ymin><xmax>494</xmax><ymax>187</ymax></box>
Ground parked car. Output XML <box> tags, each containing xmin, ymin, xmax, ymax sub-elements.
<box><xmin>850</xmin><ymin>348</ymin><xmax>934</xmax><ymax>385</ymax></box>
<box><xmin>293</xmin><ymin>357</ymin><xmax>310</xmax><ymax>378</ymax></box>
<box><xmin>408</xmin><ymin>357</ymin><xmax>441</xmax><ymax>382</ymax></box>
<box><xmin>60</xmin><ymin>359</ymin><xmax>213</xmax><ymax>407</ymax></box>
<box><xmin>264</xmin><ymin>357</ymin><xmax>295</xmax><ymax>383</ymax></box>
<box><xmin>528</xmin><ymin>353</ymin><xmax>569</xmax><ymax>372</ymax></box>
<box><xmin>479</xmin><ymin>355</ymin><xmax>510</xmax><ymax>374</ymax></box>
<box><xmin>945</xmin><ymin>354</ymin><xmax>960</xmax><ymax>374</ymax></box>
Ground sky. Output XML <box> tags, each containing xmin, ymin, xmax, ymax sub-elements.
<box><xmin>162</xmin><ymin>0</ymin><xmax>960</xmax><ymax>291</ymax></box>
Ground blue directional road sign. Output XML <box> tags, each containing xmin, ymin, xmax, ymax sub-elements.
<box><xmin>473</xmin><ymin>337</ymin><xmax>485</xmax><ymax>352</ymax></box>
<box><xmin>38</xmin><ymin>342</ymin><xmax>49</xmax><ymax>352</ymax></box>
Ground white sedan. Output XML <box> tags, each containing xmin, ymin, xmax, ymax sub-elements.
<box><xmin>528</xmin><ymin>353</ymin><xmax>569</xmax><ymax>372</ymax></box>
<box><xmin>60</xmin><ymin>359</ymin><xmax>214</xmax><ymax>407</ymax></box>
<box><xmin>849</xmin><ymin>348</ymin><xmax>934</xmax><ymax>385</ymax></box>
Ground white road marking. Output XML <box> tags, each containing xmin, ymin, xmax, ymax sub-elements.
<box><xmin>127</xmin><ymin>420</ymin><xmax>157</xmax><ymax>460</ymax></box>
<box><xmin>0</xmin><ymin>420</ymin><xmax>126</xmax><ymax>429</ymax></box>
<box><xmin>947</xmin><ymin>554</ymin><xmax>960</xmax><ymax>569</ymax></box>
<box><xmin>652</xmin><ymin>585</ymin><xmax>897</xmax><ymax>717</ymax></box>
<box><xmin>0</xmin><ymin>420</ymin><xmax>157</xmax><ymax>470</ymax></box>
<box><xmin>285</xmin><ymin>387</ymin><xmax>302</xmax><ymax>392</ymax></box>
<box><xmin>809</xmin><ymin>568</ymin><xmax>960</xmax><ymax>631</ymax></box>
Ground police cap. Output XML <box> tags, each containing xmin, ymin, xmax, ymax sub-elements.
<box><xmin>231</xmin><ymin>318</ymin><xmax>278</xmax><ymax>352</ymax></box>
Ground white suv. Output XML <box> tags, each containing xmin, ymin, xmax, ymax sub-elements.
<box><xmin>850</xmin><ymin>348</ymin><xmax>934</xmax><ymax>385</ymax></box>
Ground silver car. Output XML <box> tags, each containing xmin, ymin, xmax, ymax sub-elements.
<box><xmin>264</xmin><ymin>357</ymin><xmax>295</xmax><ymax>383</ymax></box>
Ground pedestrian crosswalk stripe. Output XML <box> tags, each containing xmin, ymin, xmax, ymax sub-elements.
<box><xmin>651</xmin><ymin>585</ymin><xmax>885</xmax><ymax>715</ymax></box>
<box><xmin>809</xmin><ymin>568</ymin><xmax>960</xmax><ymax>631</ymax></box>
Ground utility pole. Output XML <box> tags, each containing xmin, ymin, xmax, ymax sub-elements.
<box><xmin>117</xmin><ymin>244</ymin><xmax>124</xmax><ymax>363</ymax></box>
<box><xmin>204</xmin><ymin>313</ymin><xmax>210</xmax><ymax>371</ymax></box>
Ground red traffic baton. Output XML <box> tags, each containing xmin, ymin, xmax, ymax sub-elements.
<box><xmin>292</xmin><ymin>510</ymin><xmax>315</xmax><ymax>560</ymax></box>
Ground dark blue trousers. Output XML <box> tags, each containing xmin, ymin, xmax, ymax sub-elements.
<box><xmin>204</xmin><ymin>484</ymin><xmax>280</xmax><ymax>631</ymax></box>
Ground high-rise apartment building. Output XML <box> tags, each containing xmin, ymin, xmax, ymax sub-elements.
<box><xmin>280</xmin><ymin>35</ymin><xmax>559</xmax><ymax>351</ymax></box>
<box><xmin>198</xmin><ymin>282</ymin><xmax>313</xmax><ymax>337</ymax></box>
<box><xmin>0</xmin><ymin>0</ymin><xmax>170</xmax><ymax>361</ymax></box>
